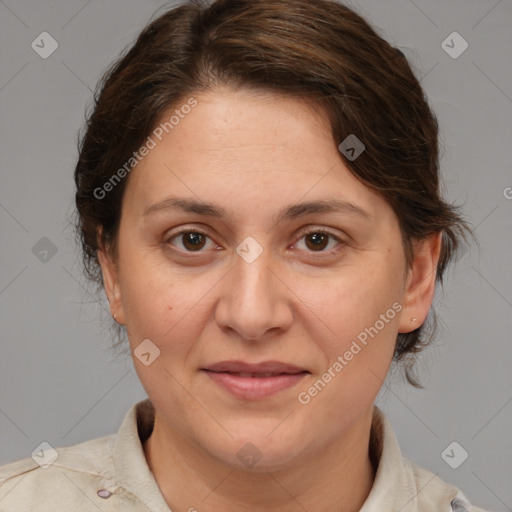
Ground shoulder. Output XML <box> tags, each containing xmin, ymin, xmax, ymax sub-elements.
<box><xmin>405</xmin><ymin>457</ymin><xmax>492</xmax><ymax>512</ymax></box>
<box><xmin>0</xmin><ymin>434</ymin><xmax>118</xmax><ymax>511</ymax></box>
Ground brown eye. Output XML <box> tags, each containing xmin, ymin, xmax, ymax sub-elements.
<box><xmin>166</xmin><ymin>230</ymin><xmax>215</xmax><ymax>252</ymax></box>
<box><xmin>181</xmin><ymin>232</ymin><xmax>207</xmax><ymax>251</ymax></box>
<box><xmin>294</xmin><ymin>228</ymin><xmax>343</xmax><ymax>254</ymax></box>
<box><xmin>304</xmin><ymin>232</ymin><xmax>330</xmax><ymax>251</ymax></box>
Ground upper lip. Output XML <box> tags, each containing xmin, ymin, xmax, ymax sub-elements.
<box><xmin>203</xmin><ymin>360</ymin><xmax>308</xmax><ymax>374</ymax></box>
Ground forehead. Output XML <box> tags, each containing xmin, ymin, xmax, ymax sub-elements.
<box><xmin>121</xmin><ymin>88</ymin><xmax>390</xmax><ymax>223</ymax></box>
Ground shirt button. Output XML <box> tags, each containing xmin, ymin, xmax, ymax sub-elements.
<box><xmin>97</xmin><ymin>489</ymin><xmax>113</xmax><ymax>499</ymax></box>
<box><xmin>451</xmin><ymin>498</ymin><xmax>468</xmax><ymax>511</ymax></box>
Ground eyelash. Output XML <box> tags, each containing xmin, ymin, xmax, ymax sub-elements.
<box><xmin>164</xmin><ymin>227</ymin><xmax>344</xmax><ymax>256</ymax></box>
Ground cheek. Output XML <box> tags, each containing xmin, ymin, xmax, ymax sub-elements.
<box><xmin>118</xmin><ymin>251</ymin><xmax>223</xmax><ymax>368</ymax></box>
<box><xmin>294</xmin><ymin>274</ymin><xmax>400</xmax><ymax>423</ymax></box>
<box><xmin>319</xmin><ymin>261</ymin><xmax>402</xmax><ymax>396</ymax></box>
<box><xmin>120</xmin><ymin>273</ymin><xmax>170</xmax><ymax>340</ymax></box>
<box><xmin>292</xmin><ymin>262</ymin><xmax>404</xmax><ymax>416</ymax></box>
<box><xmin>301</xmin><ymin>262</ymin><xmax>402</xmax><ymax>348</ymax></box>
<box><xmin>119</xmin><ymin>269</ymin><xmax>205</xmax><ymax>403</ymax></box>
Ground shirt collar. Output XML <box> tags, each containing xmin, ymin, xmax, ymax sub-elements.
<box><xmin>113</xmin><ymin>399</ymin><xmax>172</xmax><ymax>511</ymax></box>
<box><xmin>361</xmin><ymin>405</ymin><xmax>419</xmax><ymax>511</ymax></box>
<box><xmin>113</xmin><ymin>399</ymin><xmax>418</xmax><ymax>511</ymax></box>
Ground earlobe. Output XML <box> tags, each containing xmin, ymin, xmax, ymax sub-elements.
<box><xmin>97</xmin><ymin>232</ymin><xmax>126</xmax><ymax>325</ymax></box>
<box><xmin>398</xmin><ymin>232</ymin><xmax>443</xmax><ymax>333</ymax></box>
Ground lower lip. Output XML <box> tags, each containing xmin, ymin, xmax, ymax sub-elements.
<box><xmin>202</xmin><ymin>370</ymin><xmax>308</xmax><ymax>399</ymax></box>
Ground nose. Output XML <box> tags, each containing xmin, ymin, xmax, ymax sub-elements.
<box><xmin>214</xmin><ymin>240</ymin><xmax>294</xmax><ymax>341</ymax></box>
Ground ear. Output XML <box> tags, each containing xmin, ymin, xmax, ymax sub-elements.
<box><xmin>97</xmin><ymin>227</ymin><xmax>126</xmax><ymax>325</ymax></box>
<box><xmin>398</xmin><ymin>231</ymin><xmax>443</xmax><ymax>334</ymax></box>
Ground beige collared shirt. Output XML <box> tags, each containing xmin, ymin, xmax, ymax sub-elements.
<box><xmin>0</xmin><ymin>399</ymin><xmax>491</xmax><ymax>511</ymax></box>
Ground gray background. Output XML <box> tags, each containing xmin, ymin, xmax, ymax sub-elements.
<box><xmin>0</xmin><ymin>0</ymin><xmax>511</xmax><ymax>510</ymax></box>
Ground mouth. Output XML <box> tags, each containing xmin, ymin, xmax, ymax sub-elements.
<box><xmin>208</xmin><ymin>371</ymin><xmax>302</xmax><ymax>377</ymax></box>
<box><xmin>201</xmin><ymin>360</ymin><xmax>310</xmax><ymax>399</ymax></box>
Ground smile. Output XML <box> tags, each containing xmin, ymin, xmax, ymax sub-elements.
<box><xmin>202</xmin><ymin>370</ymin><xmax>309</xmax><ymax>399</ymax></box>
<box><xmin>201</xmin><ymin>360</ymin><xmax>310</xmax><ymax>400</ymax></box>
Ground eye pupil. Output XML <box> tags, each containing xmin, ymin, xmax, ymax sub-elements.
<box><xmin>305</xmin><ymin>233</ymin><xmax>329</xmax><ymax>251</ymax></box>
<box><xmin>183</xmin><ymin>232</ymin><xmax>206</xmax><ymax>251</ymax></box>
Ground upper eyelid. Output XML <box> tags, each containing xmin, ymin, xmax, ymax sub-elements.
<box><xmin>296</xmin><ymin>226</ymin><xmax>342</xmax><ymax>238</ymax></box>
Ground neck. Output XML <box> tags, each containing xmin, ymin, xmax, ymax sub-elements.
<box><xmin>143</xmin><ymin>407</ymin><xmax>376</xmax><ymax>512</ymax></box>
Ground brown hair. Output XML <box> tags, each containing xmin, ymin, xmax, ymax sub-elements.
<box><xmin>74</xmin><ymin>0</ymin><xmax>470</xmax><ymax>387</ymax></box>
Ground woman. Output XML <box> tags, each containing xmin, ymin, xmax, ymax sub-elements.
<box><xmin>0</xmin><ymin>0</ymin><xmax>492</xmax><ymax>510</ymax></box>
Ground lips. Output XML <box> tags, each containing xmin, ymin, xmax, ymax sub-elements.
<box><xmin>203</xmin><ymin>360</ymin><xmax>308</xmax><ymax>376</ymax></box>
<box><xmin>202</xmin><ymin>360</ymin><xmax>309</xmax><ymax>399</ymax></box>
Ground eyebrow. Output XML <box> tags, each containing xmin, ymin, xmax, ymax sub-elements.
<box><xmin>143</xmin><ymin>197</ymin><xmax>371</xmax><ymax>222</ymax></box>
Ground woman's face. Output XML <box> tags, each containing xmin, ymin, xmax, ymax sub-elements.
<box><xmin>99</xmin><ymin>86</ymin><xmax>438</xmax><ymax>470</ymax></box>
